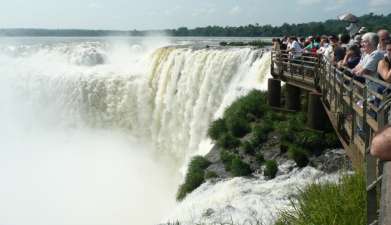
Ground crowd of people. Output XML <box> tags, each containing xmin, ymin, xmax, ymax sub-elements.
<box><xmin>272</xmin><ymin>28</ymin><xmax>391</xmax><ymax>84</ymax></box>
<box><xmin>272</xmin><ymin>29</ymin><xmax>391</xmax><ymax>160</ymax></box>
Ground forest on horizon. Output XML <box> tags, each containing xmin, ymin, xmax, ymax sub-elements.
<box><xmin>0</xmin><ymin>13</ymin><xmax>390</xmax><ymax>37</ymax></box>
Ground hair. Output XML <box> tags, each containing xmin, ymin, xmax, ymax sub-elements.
<box><xmin>340</xmin><ymin>33</ymin><xmax>350</xmax><ymax>44</ymax></box>
<box><xmin>348</xmin><ymin>45</ymin><xmax>361</xmax><ymax>57</ymax></box>
<box><xmin>362</xmin><ymin>32</ymin><xmax>379</xmax><ymax>49</ymax></box>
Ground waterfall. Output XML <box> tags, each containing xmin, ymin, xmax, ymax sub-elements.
<box><xmin>1</xmin><ymin>42</ymin><xmax>271</xmax><ymax>163</ymax></box>
<box><xmin>0</xmin><ymin>39</ymin><xmax>271</xmax><ymax>225</ymax></box>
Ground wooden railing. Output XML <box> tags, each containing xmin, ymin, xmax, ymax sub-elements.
<box><xmin>271</xmin><ymin>50</ymin><xmax>391</xmax><ymax>225</ymax></box>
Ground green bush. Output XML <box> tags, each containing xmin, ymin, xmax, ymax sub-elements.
<box><xmin>264</xmin><ymin>160</ymin><xmax>278</xmax><ymax>179</ymax></box>
<box><xmin>224</xmin><ymin>90</ymin><xmax>269</xmax><ymax>123</ymax></box>
<box><xmin>220</xmin><ymin>150</ymin><xmax>236</xmax><ymax>171</ymax></box>
<box><xmin>241</xmin><ymin>141</ymin><xmax>255</xmax><ymax>155</ymax></box>
<box><xmin>325</xmin><ymin>132</ymin><xmax>341</xmax><ymax>148</ymax></box>
<box><xmin>255</xmin><ymin>152</ymin><xmax>265</xmax><ymax>165</ymax></box>
<box><xmin>288</xmin><ymin>145</ymin><xmax>309</xmax><ymax>168</ymax></box>
<box><xmin>208</xmin><ymin>118</ymin><xmax>227</xmax><ymax>140</ymax></box>
<box><xmin>226</xmin><ymin>116</ymin><xmax>251</xmax><ymax>138</ymax></box>
<box><xmin>276</xmin><ymin>172</ymin><xmax>365</xmax><ymax>225</ymax></box>
<box><xmin>280</xmin><ymin>142</ymin><xmax>289</xmax><ymax>154</ymax></box>
<box><xmin>205</xmin><ymin>171</ymin><xmax>218</xmax><ymax>179</ymax></box>
<box><xmin>176</xmin><ymin>156</ymin><xmax>211</xmax><ymax>201</ymax></box>
<box><xmin>217</xmin><ymin>133</ymin><xmax>241</xmax><ymax>150</ymax></box>
<box><xmin>231</xmin><ymin>156</ymin><xmax>253</xmax><ymax>177</ymax></box>
<box><xmin>296</xmin><ymin>131</ymin><xmax>324</xmax><ymax>155</ymax></box>
<box><xmin>275</xmin><ymin>121</ymin><xmax>295</xmax><ymax>143</ymax></box>
<box><xmin>251</xmin><ymin>121</ymin><xmax>273</xmax><ymax>146</ymax></box>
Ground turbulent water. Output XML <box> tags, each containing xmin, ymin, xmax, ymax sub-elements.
<box><xmin>0</xmin><ymin>37</ymin><xmax>274</xmax><ymax>225</ymax></box>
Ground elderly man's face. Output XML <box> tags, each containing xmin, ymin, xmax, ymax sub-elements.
<box><xmin>361</xmin><ymin>39</ymin><xmax>373</xmax><ymax>54</ymax></box>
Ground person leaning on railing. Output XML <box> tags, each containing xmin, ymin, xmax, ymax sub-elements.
<box><xmin>352</xmin><ymin>32</ymin><xmax>384</xmax><ymax>87</ymax></box>
<box><xmin>352</xmin><ymin>32</ymin><xmax>383</xmax><ymax>77</ymax></box>
<box><xmin>338</xmin><ymin>44</ymin><xmax>361</xmax><ymax>70</ymax></box>
<box><xmin>377</xmin><ymin>39</ymin><xmax>391</xmax><ymax>82</ymax></box>
<box><xmin>371</xmin><ymin>125</ymin><xmax>391</xmax><ymax>160</ymax></box>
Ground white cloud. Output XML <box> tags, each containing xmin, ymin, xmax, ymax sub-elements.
<box><xmin>369</xmin><ymin>0</ymin><xmax>391</xmax><ymax>6</ymax></box>
<box><xmin>229</xmin><ymin>6</ymin><xmax>242</xmax><ymax>15</ymax></box>
<box><xmin>297</xmin><ymin>0</ymin><xmax>322</xmax><ymax>5</ymax></box>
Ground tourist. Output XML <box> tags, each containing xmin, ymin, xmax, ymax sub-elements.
<box><xmin>338</xmin><ymin>44</ymin><xmax>361</xmax><ymax>69</ymax></box>
<box><xmin>352</xmin><ymin>32</ymin><xmax>383</xmax><ymax>78</ymax></box>
<box><xmin>324</xmin><ymin>35</ymin><xmax>338</xmax><ymax>62</ymax></box>
<box><xmin>305</xmin><ymin>36</ymin><xmax>320</xmax><ymax>55</ymax></box>
<box><xmin>377</xmin><ymin>39</ymin><xmax>391</xmax><ymax>82</ymax></box>
<box><xmin>287</xmin><ymin>36</ymin><xmax>303</xmax><ymax>59</ymax></box>
<box><xmin>272</xmin><ymin>38</ymin><xmax>281</xmax><ymax>51</ymax></box>
<box><xmin>377</xmin><ymin>29</ymin><xmax>390</xmax><ymax>54</ymax></box>
<box><xmin>316</xmin><ymin>36</ymin><xmax>329</xmax><ymax>55</ymax></box>
<box><xmin>334</xmin><ymin>33</ymin><xmax>350</xmax><ymax>64</ymax></box>
<box><xmin>371</xmin><ymin>125</ymin><xmax>391</xmax><ymax>161</ymax></box>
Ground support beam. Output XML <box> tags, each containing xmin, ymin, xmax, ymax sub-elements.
<box><xmin>268</xmin><ymin>78</ymin><xmax>281</xmax><ymax>107</ymax></box>
<box><xmin>285</xmin><ymin>84</ymin><xmax>301</xmax><ymax>111</ymax></box>
<box><xmin>307</xmin><ymin>91</ymin><xmax>326</xmax><ymax>131</ymax></box>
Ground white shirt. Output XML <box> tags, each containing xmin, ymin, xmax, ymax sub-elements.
<box><xmin>289</xmin><ymin>40</ymin><xmax>302</xmax><ymax>59</ymax></box>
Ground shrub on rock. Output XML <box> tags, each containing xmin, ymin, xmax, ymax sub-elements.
<box><xmin>217</xmin><ymin>133</ymin><xmax>240</xmax><ymax>150</ymax></box>
<box><xmin>226</xmin><ymin>116</ymin><xmax>251</xmax><ymax>138</ymax></box>
<box><xmin>264</xmin><ymin>160</ymin><xmax>278</xmax><ymax>179</ymax></box>
<box><xmin>231</xmin><ymin>156</ymin><xmax>253</xmax><ymax>177</ymax></box>
<box><xmin>176</xmin><ymin>156</ymin><xmax>211</xmax><ymax>201</ymax></box>
<box><xmin>288</xmin><ymin>145</ymin><xmax>309</xmax><ymax>168</ymax></box>
<box><xmin>208</xmin><ymin>118</ymin><xmax>227</xmax><ymax>140</ymax></box>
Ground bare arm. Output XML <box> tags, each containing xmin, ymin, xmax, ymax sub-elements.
<box><xmin>378</xmin><ymin>59</ymin><xmax>391</xmax><ymax>82</ymax></box>
<box><xmin>371</xmin><ymin>126</ymin><xmax>391</xmax><ymax>161</ymax></box>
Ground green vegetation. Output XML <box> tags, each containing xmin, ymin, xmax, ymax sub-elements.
<box><xmin>255</xmin><ymin>152</ymin><xmax>265</xmax><ymax>165</ymax></box>
<box><xmin>207</xmin><ymin>89</ymin><xmax>340</xmax><ymax>180</ymax></box>
<box><xmin>217</xmin><ymin>133</ymin><xmax>241</xmax><ymax>150</ymax></box>
<box><xmin>208</xmin><ymin>118</ymin><xmax>227</xmax><ymax>140</ymax></box>
<box><xmin>275</xmin><ymin>172</ymin><xmax>365</xmax><ymax>225</ymax></box>
<box><xmin>264</xmin><ymin>160</ymin><xmax>278</xmax><ymax>179</ymax></box>
<box><xmin>288</xmin><ymin>145</ymin><xmax>309</xmax><ymax>168</ymax></box>
<box><xmin>177</xmin><ymin>156</ymin><xmax>211</xmax><ymax>201</ymax></box>
<box><xmin>205</xmin><ymin>171</ymin><xmax>218</xmax><ymax>179</ymax></box>
<box><xmin>220</xmin><ymin>150</ymin><xmax>236</xmax><ymax>171</ymax></box>
<box><xmin>231</xmin><ymin>156</ymin><xmax>252</xmax><ymax>177</ymax></box>
<box><xmin>219</xmin><ymin>40</ymin><xmax>271</xmax><ymax>48</ymax></box>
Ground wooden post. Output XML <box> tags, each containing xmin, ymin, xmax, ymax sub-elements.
<box><xmin>285</xmin><ymin>84</ymin><xmax>301</xmax><ymax>111</ymax></box>
<box><xmin>307</xmin><ymin>91</ymin><xmax>326</xmax><ymax>130</ymax></box>
<box><xmin>268</xmin><ymin>78</ymin><xmax>281</xmax><ymax>107</ymax></box>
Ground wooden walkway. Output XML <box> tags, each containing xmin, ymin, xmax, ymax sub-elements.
<box><xmin>270</xmin><ymin>50</ymin><xmax>391</xmax><ymax>225</ymax></box>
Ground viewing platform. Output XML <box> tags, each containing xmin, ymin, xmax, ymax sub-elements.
<box><xmin>270</xmin><ymin>50</ymin><xmax>391</xmax><ymax>225</ymax></box>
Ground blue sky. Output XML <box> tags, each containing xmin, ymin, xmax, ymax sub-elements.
<box><xmin>1</xmin><ymin>0</ymin><xmax>390</xmax><ymax>30</ymax></box>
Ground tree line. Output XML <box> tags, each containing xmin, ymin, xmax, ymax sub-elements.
<box><xmin>1</xmin><ymin>13</ymin><xmax>390</xmax><ymax>37</ymax></box>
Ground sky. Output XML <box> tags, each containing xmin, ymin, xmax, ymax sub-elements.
<box><xmin>0</xmin><ymin>0</ymin><xmax>390</xmax><ymax>30</ymax></box>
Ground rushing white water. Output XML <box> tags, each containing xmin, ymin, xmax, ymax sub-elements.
<box><xmin>165</xmin><ymin>161</ymin><xmax>340</xmax><ymax>225</ymax></box>
<box><xmin>0</xmin><ymin>38</ymin><xmax>271</xmax><ymax>225</ymax></box>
